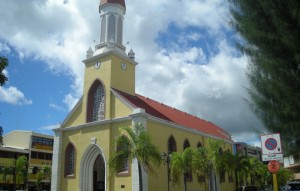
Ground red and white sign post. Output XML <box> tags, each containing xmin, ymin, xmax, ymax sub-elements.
<box><xmin>261</xmin><ymin>133</ymin><xmax>283</xmax><ymax>191</ymax></box>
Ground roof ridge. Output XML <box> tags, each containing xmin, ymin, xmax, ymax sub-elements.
<box><xmin>136</xmin><ymin>93</ymin><xmax>211</xmax><ymax>122</ymax></box>
<box><xmin>114</xmin><ymin>88</ymin><xmax>231</xmax><ymax>141</ymax></box>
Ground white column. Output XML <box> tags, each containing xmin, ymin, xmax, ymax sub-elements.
<box><xmin>51</xmin><ymin>131</ymin><xmax>63</xmax><ymax>191</ymax></box>
<box><xmin>130</xmin><ymin>108</ymin><xmax>148</xmax><ymax>130</ymax></box>
<box><xmin>130</xmin><ymin>109</ymin><xmax>149</xmax><ymax>191</ymax></box>
<box><xmin>132</xmin><ymin>158</ymin><xmax>139</xmax><ymax>191</ymax></box>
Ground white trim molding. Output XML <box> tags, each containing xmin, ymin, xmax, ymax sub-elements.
<box><xmin>79</xmin><ymin>143</ymin><xmax>107</xmax><ymax>191</ymax></box>
<box><xmin>51</xmin><ymin>131</ymin><xmax>63</xmax><ymax>191</ymax></box>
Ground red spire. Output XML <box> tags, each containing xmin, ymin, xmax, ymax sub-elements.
<box><xmin>100</xmin><ymin>0</ymin><xmax>126</xmax><ymax>8</ymax></box>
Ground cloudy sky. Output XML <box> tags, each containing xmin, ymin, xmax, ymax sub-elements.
<box><xmin>0</xmin><ymin>0</ymin><xmax>267</xmax><ymax>146</ymax></box>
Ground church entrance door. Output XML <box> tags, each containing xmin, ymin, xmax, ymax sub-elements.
<box><xmin>80</xmin><ymin>144</ymin><xmax>106</xmax><ymax>191</ymax></box>
<box><xmin>93</xmin><ymin>155</ymin><xmax>105</xmax><ymax>191</ymax></box>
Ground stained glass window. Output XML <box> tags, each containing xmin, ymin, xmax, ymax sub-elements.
<box><xmin>65</xmin><ymin>143</ymin><xmax>75</xmax><ymax>177</ymax></box>
<box><xmin>92</xmin><ymin>85</ymin><xmax>105</xmax><ymax>121</ymax></box>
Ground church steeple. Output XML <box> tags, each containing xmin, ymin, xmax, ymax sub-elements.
<box><xmin>95</xmin><ymin>0</ymin><xmax>126</xmax><ymax>55</ymax></box>
<box><xmin>100</xmin><ymin>0</ymin><xmax>125</xmax><ymax>8</ymax></box>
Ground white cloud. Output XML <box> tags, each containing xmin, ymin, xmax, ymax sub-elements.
<box><xmin>49</xmin><ymin>103</ymin><xmax>66</xmax><ymax>112</ymax></box>
<box><xmin>0</xmin><ymin>86</ymin><xmax>32</xmax><ymax>105</ymax></box>
<box><xmin>63</xmin><ymin>94</ymin><xmax>79</xmax><ymax>111</ymax></box>
<box><xmin>0</xmin><ymin>42</ymin><xmax>11</xmax><ymax>54</ymax></box>
<box><xmin>3</xmin><ymin>69</ymin><xmax>8</xmax><ymax>78</ymax></box>
<box><xmin>0</xmin><ymin>0</ymin><xmax>265</xmax><ymax>144</ymax></box>
<box><xmin>39</xmin><ymin>124</ymin><xmax>60</xmax><ymax>130</ymax></box>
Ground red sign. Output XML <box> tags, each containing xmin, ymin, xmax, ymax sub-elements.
<box><xmin>268</xmin><ymin>160</ymin><xmax>280</xmax><ymax>173</ymax></box>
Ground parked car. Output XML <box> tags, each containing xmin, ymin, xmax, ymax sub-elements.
<box><xmin>236</xmin><ymin>186</ymin><xmax>258</xmax><ymax>191</ymax></box>
<box><xmin>288</xmin><ymin>181</ymin><xmax>300</xmax><ymax>191</ymax></box>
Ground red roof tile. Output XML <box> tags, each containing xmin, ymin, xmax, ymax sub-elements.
<box><xmin>113</xmin><ymin>89</ymin><xmax>232</xmax><ymax>141</ymax></box>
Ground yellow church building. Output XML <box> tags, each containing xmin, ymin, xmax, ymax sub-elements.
<box><xmin>50</xmin><ymin>0</ymin><xmax>235</xmax><ymax>191</ymax></box>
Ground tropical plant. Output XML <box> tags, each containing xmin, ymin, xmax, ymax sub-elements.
<box><xmin>0</xmin><ymin>126</ymin><xmax>3</xmax><ymax>146</ymax></box>
<box><xmin>222</xmin><ymin>151</ymin><xmax>249</xmax><ymax>187</ymax></box>
<box><xmin>170</xmin><ymin>147</ymin><xmax>194</xmax><ymax>191</ymax></box>
<box><xmin>15</xmin><ymin>155</ymin><xmax>28</xmax><ymax>189</ymax></box>
<box><xmin>276</xmin><ymin>167</ymin><xmax>294</xmax><ymax>187</ymax></box>
<box><xmin>109</xmin><ymin>123</ymin><xmax>161</xmax><ymax>191</ymax></box>
<box><xmin>244</xmin><ymin>157</ymin><xmax>266</xmax><ymax>186</ymax></box>
<box><xmin>192</xmin><ymin>147</ymin><xmax>211</xmax><ymax>191</ymax></box>
<box><xmin>2</xmin><ymin>166</ymin><xmax>13</xmax><ymax>186</ymax></box>
<box><xmin>36</xmin><ymin>165</ymin><xmax>52</xmax><ymax>191</ymax></box>
<box><xmin>206</xmin><ymin>138</ymin><xmax>224</xmax><ymax>191</ymax></box>
<box><xmin>228</xmin><ymin>0</ymin><xmax>300</xmax><ymax>154</ymax></box>
<box><xmin>0</xmin><ymin>56</ymin><xmax>8</xmax><ymax>86</ymax></box>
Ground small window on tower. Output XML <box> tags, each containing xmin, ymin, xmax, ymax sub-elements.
<box><xmin>100</xmin><ymin>17</ymin><xmax>106</xmax><ymax>43</ymax></box>
<box><xmin>108</xmin><ymin>14</ymin><xmax>116</xmax><ymax>42</ymax></box>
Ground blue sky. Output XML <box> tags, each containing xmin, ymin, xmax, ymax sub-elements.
<box><xmin>0</xmin><ymin>0</ymin><xmax>266</xmax><ymax>145</ymax></box>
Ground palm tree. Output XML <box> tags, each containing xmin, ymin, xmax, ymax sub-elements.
<box><xmin>2</xmin><ymin>166</ymin><xmax>13</xmax><ymax>189</ymax></box>
<box><xmin>0</xmin><ymin>126</ymin><xmax>3</xmax><ymax>146</ymax></box>
<box><xmin>109</xmin><ymin>124</ymin><xmax>162</xmax><ymax>191</ymax></box>
<box><xmin>170</xmin><ymin>147</ymin><xmax>194</xmax><ymax>191</ymax></box>
<box><xmin>15</xmin><ymin>155</ymin><xmax>28</xmax><ymax>190</ymax></box>
<box><xmin>277</xmin><ymin>167</ymin><xmax>293</xmax><ymax>187</ymax></box>
<box><xmin>0</xmin><ymin>56</ymin><xmax>8</xmax><ymax>86</ymax></box>
<box><xmin>223</xmin><ymin>151</ymin><xmax>249</xmax><ymax>188</ymax></box>
<box><xmin>192</xmin><ymin>147</ymin><xmax>211</xmax><ymax>191</ymax></box>
<box><xmin>36</xmin><ymin>165</ymin><xmax>52</xmax><ymax>191</ymax></box>
<box><xmin>245</xmin><ymin>157</ymin><xmax>266</xmax><ymax>186</ymax></box>
<box><xmin>206</xmin><ymin>138</ymin><xmax>223</xmax><ymax>191</ymax></box>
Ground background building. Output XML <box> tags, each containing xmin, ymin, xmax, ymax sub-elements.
<box><xmin>0</xmin><ymin>146</ymin><xmax>28</xmax><ymax>190</ymax></box>
<box><xmin>284</xmin><ymin>154</ymin><xmax>300</xmax><ymax>180</ymax></box>
<box><xmin>1</xmin><ymin>130</ymin><xmax>53</xmax><ymax>191</ymax></box>
<box><xmin>234</xmin><ymin>142</ymin><xmax>262</xmax><ymax>161</ymax></box>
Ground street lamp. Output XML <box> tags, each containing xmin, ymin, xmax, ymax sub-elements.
<box><xmin>161</xmin><ymin>152</ymin><xmax>171</xmax><ymax>191</ymax></box>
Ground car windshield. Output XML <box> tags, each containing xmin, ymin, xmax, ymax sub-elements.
<box><xmin>289</xmin><ymin>183</ymin><xmax>300</xmax><ymax>190</ymax></box>
<box><xmin>244</xmin><ymin>186</ymin><xmax>257</xmax><ymax>191</ymax></box>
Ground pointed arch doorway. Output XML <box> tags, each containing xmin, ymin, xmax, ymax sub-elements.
<box><xmin>93</xmin><ymin>155</ymin><xmax>105</xmax><ymax>191</ymax></box>
<box><xmin>80</xmin><ymin>144</ymin><xmax>107</xmax><ymax>191</ymax></box>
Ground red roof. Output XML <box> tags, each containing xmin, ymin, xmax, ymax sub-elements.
<box><xmin>100</xmin><ymin>0</ymin><xmax>126</xmax><ymax>8</ymax></box>
<box><xmin>113</xmin><ymin>89</ymin><xmax>232</xmax><ymax>141</ymax></box>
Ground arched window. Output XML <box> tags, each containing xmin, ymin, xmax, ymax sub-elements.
<box><xmin>116</xmin><ymin>135</ymin><xmax>129</xmax><ymax>173</ymax></box>
<box><xmin>168</xmin><ymin>136</ymin><xmax>177</xmax><ymax>154</ymax></box>
<box><xmin>108</xmin><ymin>14</ymin><xmax>116</xmax><ymax>42</ymax></box>
<box><xmin>117</xmin><ymin>17</ymin><xmax>123</xmax><ymax>44</ymax></box>
<box><xmin>65</xmin><ymin>143</ymin><xmax>76</xmax><ymax>177</ymax></box>
<box><xmin>100</xmin><ymin>17</ymin><xmax>106</xmax><ymax>43</ymax></box>
<box><xmin>87</xmin><ymin>80</ymin><xmax>105</xmax><ymax>122</ymax></box>
<box><xmin>183</xmin><ymin>139</ymin><xmax>190</xmax><ymax>149</ymax></box>
<box><xmin>197</xmin><ymin>142</ymin><xmax>202</xmax><ymax>148</ymax></box>
<box><xmin>219</xmin><ymin>148</ymin><xmax>225</xmax><ymax>182</ymax></box>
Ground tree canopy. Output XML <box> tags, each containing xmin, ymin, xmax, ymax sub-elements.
<box><xmin>229</xmin><ymin>0</ymin><xmax>300</xmax><ymax>154</ymax></box>
<box><xmin>0</xmin><ymin>126</ymin><xmax>3</xmax><ymax>146</ymax></box>
<box><xmin>109</xmin><ymin>124</ymin><xmax>161</xmax><ymax>191</ymax></box>
<box><xmin>0</xmin><ymin>56</ymin><xmax>8</xmax><ymax>86</ymax></box>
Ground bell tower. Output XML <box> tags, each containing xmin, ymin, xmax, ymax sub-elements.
<box><xmin>82</xmin><ymin>0</ymin><xmax>137</xmax><ymax>122</ymax></box>
<box><xmin>95</xmin><ymin>0</ymin><xmax>126</xmax><ymax>56</ymax></box>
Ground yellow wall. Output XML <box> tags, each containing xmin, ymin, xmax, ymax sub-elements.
<box><xmin>82</xmin><ymin>54</ymin><xmax>135</xmax><ymax>121</ymax></box>
<box><xmin>63</xmin><ymin>102</ymin><xmax>83</xmax><ymax>128</ymax></box>
<box><xmin>60</xmin><ymin>110</ymin><xmax>235</xmax><ymax>191</ymax></box>
<box><xmin>0</xmin><ymin>158</ymin><xmax>14</xmax><ymax>166</ymax></box>
<box><xmin>147</xmin><ymin>120</ymin><xmax>235</xmax><ymax>191</ymax></box>
<box><xmin>63</xmin><ymin>54</ymin><xmax>135</xmax><ymax>128</ymax></box>
<box><xmin>110</xmin><ymin>94</ymin><xmax>132</xmax><ymax>119</ymax></box>
<box><xmin>60</xmin><ymin>120</ymin><xmax>132</xmax><ymax>191</ymax></box>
